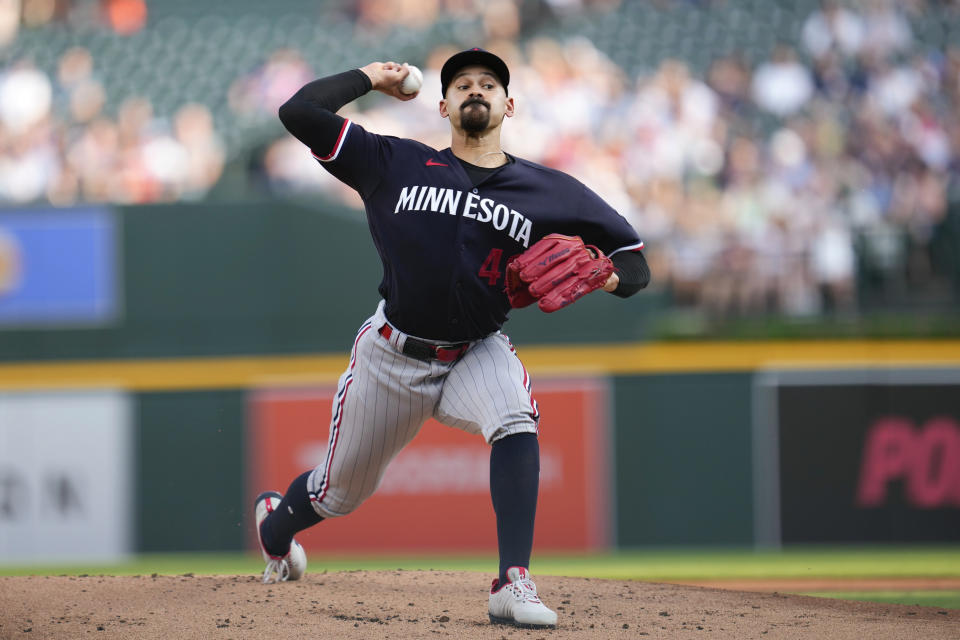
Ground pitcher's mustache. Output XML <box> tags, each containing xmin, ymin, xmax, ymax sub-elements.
<box><xmin>462</xmin><ymin>97</ymin><xmax>490</xmax><ymax>109</ymax></box>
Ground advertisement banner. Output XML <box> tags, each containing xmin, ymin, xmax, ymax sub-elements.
<box><xmin>754</xmin><ymin>369</ymin><xmax>960</xmax><ymax>544</ymax></box>
<box><xmin>249</xmin><ymin>378</ymin><xmax>611</xmax><ymax>553</ymax></box>
<box><xmin>0</xmin><ymin>390</ymin><xmax>132</xmax><ymax>562</ymax></box>
<box><xmin>0</xmin><ymin>207</ymin><xmax>119</xmax><ymax>327</ymax></box>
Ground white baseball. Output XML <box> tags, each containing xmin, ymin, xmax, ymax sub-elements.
<box><xmin>400</xmin><ymin>64</ymin><xmax>423</xmax><ymax>95</ymax></box>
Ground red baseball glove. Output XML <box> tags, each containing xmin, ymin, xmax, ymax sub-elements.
<box><xmin>505</xmin><ymin>234</ymin><xmax>614</xmax><ymax>313</ymax></box>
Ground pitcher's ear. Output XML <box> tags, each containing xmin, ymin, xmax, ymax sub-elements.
<box><xmin>439</xmin><ymin>99</ymin><xmax>449</xmax><ymax>118</ymax></box>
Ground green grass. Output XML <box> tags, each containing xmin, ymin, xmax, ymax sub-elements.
<box><xmin>3</xmin><ymin>546</ymin><xmax>958</xmax><ymax>609</ymax></box>
<box><xmin>3</xmin><ymin>545</ymin><xmax>959</xmax><ymax>579</ymax></box>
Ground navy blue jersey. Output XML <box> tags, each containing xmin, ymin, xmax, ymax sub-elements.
<box><xmin>315</xmin><ymin>119</ymin><xmax>643</xmax><ymax>341</ymax></box>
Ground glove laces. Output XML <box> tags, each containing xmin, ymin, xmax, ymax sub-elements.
<box><xmin>262</xmin><ymin>557</ymin><xmax>291</xmax><ymax>584</ymax></box>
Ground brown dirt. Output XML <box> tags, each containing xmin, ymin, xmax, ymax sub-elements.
<box><xmin>1</xmin><ymin>570</ymin><xmax>956</xmax><ymax>639</ymax></box>
<box><xmin>676</xmin><ymin>578</ymin><xmax>960</xmax><ymax>592</ymax></box>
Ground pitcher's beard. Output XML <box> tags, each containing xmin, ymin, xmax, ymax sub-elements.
<box><xmin>461</xmin><ymin>104</ymin><xmax>490</xmax><ymax>133</ymax></box>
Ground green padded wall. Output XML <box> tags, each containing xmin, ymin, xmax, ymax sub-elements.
<box><xmin>613</xmin><ymin>373</ymin><xmax>754</xmax><ymax>546</ymax></box>
<box><xmin>136</xmin><ymin>390</ymin><xmax>246</xmax><ymax>552</ymax></box>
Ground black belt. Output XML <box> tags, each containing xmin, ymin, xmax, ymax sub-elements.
<box><xmin>378</xmin><ymin>325</ymin><xmax>470</xmax><ymax>362</ymax></box>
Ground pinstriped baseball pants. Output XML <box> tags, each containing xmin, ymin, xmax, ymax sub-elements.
<box><xmin>306</xmin><ymin>301</ymin><xmax>540</xmax><ymax>519</ymax></box>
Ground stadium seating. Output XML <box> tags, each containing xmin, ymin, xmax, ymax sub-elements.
<box><xmin>2</xmin><ymin>0</ymin><xmax>958</xmax><ymax>316</ymax></box>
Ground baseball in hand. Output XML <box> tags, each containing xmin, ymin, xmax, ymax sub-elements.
<box><xmin>400</xmin><ymin>64</ymin><xmax>423</xmax><ymax>95</ymax></box>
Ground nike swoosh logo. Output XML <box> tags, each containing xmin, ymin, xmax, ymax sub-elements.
<box><xmin>426</xmin><ymin>159</ymin><xmax>448</xmax><ymax>167</ymax></box>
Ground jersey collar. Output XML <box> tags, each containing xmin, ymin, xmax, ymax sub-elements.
<box><xmin>441</xmin><ymin>148</ymin><xmax>514</xmax><ymax>188</ymax></box>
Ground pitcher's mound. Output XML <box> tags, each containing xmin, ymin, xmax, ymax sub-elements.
<box><xmin>0</xmin><ymin>570</ymin><xmax>954</xmax><ymax>639</ymax></box>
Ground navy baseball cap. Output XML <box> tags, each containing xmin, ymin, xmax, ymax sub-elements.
<box><xmin>440</xmin><ymin>48</ymin><xmax>510</xmax><ymax>96</ymax></box>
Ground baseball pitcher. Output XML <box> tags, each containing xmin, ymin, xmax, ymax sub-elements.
<box><xmin>254</xmin><ymin>48</ymin><xmax>650</xmax><ymax>629</ymax></box>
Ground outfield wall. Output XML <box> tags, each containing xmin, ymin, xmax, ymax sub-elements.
<box><xmin>2</xmin><ymin>347</ymin><xmax>958</xmax><ymax>558</ymax></box>
<box><xmin>1</xmin><ymin>204</ymin><xmax>959</xmax><ymax>560</ymax></box>
<box><xmin>0</xmin><ymin>201</ymin><xmax>663</xmax><ymax>362</ymax></box>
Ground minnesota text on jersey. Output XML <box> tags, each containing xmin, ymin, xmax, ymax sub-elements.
<box><xmin>394</xmin><ymin>185</ymin><xmax>533</xmax><ymax>247</ymax></box>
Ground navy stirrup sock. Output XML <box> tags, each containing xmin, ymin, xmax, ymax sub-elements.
<box><xmin>489</xmin><ymin>432</ymin><xmax>540</xmax><ymax>586</ymax></box>
<box><xmin>260</xmin><ymin>471</ymin><xmax>324</xmax><ymax>557</ymax></box>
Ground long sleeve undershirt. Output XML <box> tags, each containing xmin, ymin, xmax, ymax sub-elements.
<box><xmin>278</xmin><ymin>69</ymin><xmax>372</xmax><ymax>154</ymax></box>
<box><xmin>610</xmin><ymin>250</ymin><xmax>650</xmax><ymax>297</ymax></box>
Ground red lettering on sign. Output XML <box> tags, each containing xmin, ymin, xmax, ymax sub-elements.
<box><xmin>907</xmin><ymin>417</ymin><xmax>960</xmax><ymax>508</ymax></box>
<box><xmin>856</xmin><ymin>417</ymin><xmax>915</xmax><ymax>507</ymax></box>
<box><xmin>856</xmin><ymin>416</ymin><xmax>960</xmax><ymax>509</ymax></box>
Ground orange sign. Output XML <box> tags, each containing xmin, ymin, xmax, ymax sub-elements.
<box><xmin>248</xmin><ymin>378</ymin><xmax>611</xmax><ymax>553</ymax></box>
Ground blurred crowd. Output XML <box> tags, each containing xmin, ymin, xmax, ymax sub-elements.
<box><xmin>0</xmin><ymin>0</ymin><xmax>223</xmax><ymax>204</ymax></box>
<box><xmin>0</xmin><ymin>49</ymin><xmax>224</xmax><ymax>204</ymax></box>
<box><xmin>2</xmin><ymin>0</ymin><xmax>960</xmax><ymax>317</ymax></box>
<box><xmin>261</xmin><ymin>0</ymin><xmax>960</xmax><ymax>317</ymax></box>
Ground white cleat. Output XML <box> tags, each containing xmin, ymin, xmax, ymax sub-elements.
<box><xmin>488</xmin><ymin>566</ymin><xmax>558</xmax><ymax>629</ymax></box>
<box><xmin>254</xmin><ymin>491</ymin><xmax>307</xmax><ymax>584</ymax></box>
